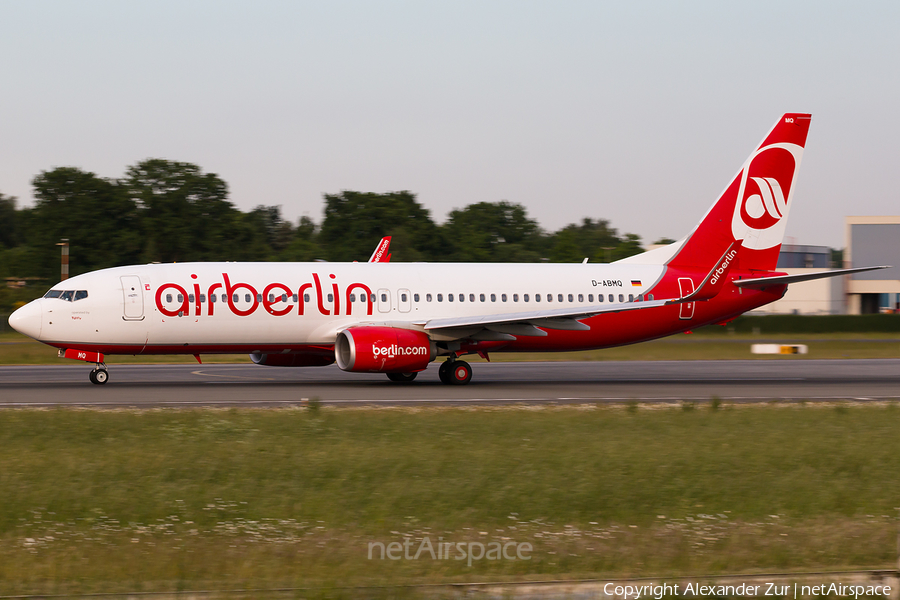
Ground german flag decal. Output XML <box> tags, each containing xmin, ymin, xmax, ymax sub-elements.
<box><xmin>631</xmin><ymin>280</ymin><xmax>641</xmax><ymax>287</ymax></box>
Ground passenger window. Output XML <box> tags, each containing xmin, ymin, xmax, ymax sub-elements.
<box><xmin>524</xmin><ymin>294</ymin><xmax>530</xmax><ymax>302</ymax></box>
<box><xmin>608</xmin><ymin>294</ymin><xmax>614</xmax><ymax>302</ymax></box>
<box><xmin>401</xmin><ymin>293</ymin><xmax>408</xmax><ymax>302</ymax></box>
<box><xmin>349</xmin><ymin>294</ymin><xmax>356</xmax><ymax>303</ymax></box>
<box><xmin>199</xmin><ymin>294</ymin><xmax>206</xmax><ymax>303</ymax></box>
<box><xmin>245</xmin><ymin>294</ymin><xmax>252</xmax><ymax>303</ymax></box>
<box><xmin>627</xmin><ymin>294</ymin><xmax>633</xmax><ymax>302</ymax></box>
<box><xmin>470</xmin><ymin>294</ymin><xmax>475</xmax><ymax>302</ymax></box>
<box><xmin>588</xmin><ymin>294</ymin><xmax>593</xmax><ymax>302</ymax></box>
<box><xmin>535</xmin><ymin>294</ymin><xmax>541</xmax><ymax>302</ymax></box>
<box><xmin>380</xmin><ymin>293</ymin><xmax>387</xmax><ymax>302</ymax></box>
<box><xmin>269</xmin><ymin>294</ymin><xmax>274</xmax><ymax>302</ymax></box>
<box><xmin>501</xmin><ymin>294</ymin><xmax>507</xmax><ymax>302</ymax></box>
<box><xmin>281</xmin><ymin>294</ymin><xmax>287</xmax><ymax>302</ymax></box>
<box><xmin>437</xmin><ymin>294</ymin><xmax>443</xmax><ymax>302</ymax></box>
<box><xmin>577</xmin><ymin>294</ymin><xmax>582</xmax><ymax>302</ymax></box>
<box><xmin>189</xmin><ymin>294</ymin><xmax>195</xmax><ymax>303</ymax></box>
<box><xmin>490</xmin><ymin>294</ymin><xmax>496</xmax><ymax>302</ymax></box>
<box><xmin>292</xmin><ymin>294</ymin><xmax>298</xmax><ymax>302</ymax></box>
<box><xmin>166</xmin><ymin>294</ymin><xmax>173</xmax><ymax>303</ymax></box>
<box><xmin>598</xmin><ymin>294</ymin><xmax>603</xmax><ymax>303</ymax></box>
<box><xmin>426</xmin><ymin>294</ymin><xmax>432</xmax><ymax>302</ymax></box>
<box><xmin>306</xmin><ymin>294</ymin><xmax>312</xmax><ymax>302</ymax></box>
<box><xmin>211</xmin><ymin>294</ymin><xmax>217</xmax><ymax>303</ymax></box>
<box><xmin>328</xmin><ymin>293</ymin><xmax>334</xmax><ymax>302</ymax></box>
<box><xmin>177</xmin><ymin>294</ymin><xmax>184</xmax><ymax>303</ymax></box>
<box><xmin>513</xmin><ymin>294</ymin><xmax>518</xmax><ymax>302</ymax></box>
<box><xmin>480</xmin><ymin>294</ymin><xmax>486</xmax><ymax>302</ymax></box>
<box><xmin>558</xmin><ymin>294</ymin><xmax>564</xmax><ymax>302</ymax></box>
<box><xmin>256</xmin><ymin>294</ymin><xmax>262</xmax><ymax>302</ymax></box>
<box><xmin>221</xmin><ymin>294</ymin><xmax>226</xmax><ymax>303</ymax></box>
<box><xmin>448</xmin><ymin>294</ymin><xmax>454</xmax><ymax>302</ymax></box>
<box><xmin>44</xmin><ymin>290</ymin><xmax>62</xmax><ymax>299</ymax></box>
<box><xmin>233</xmin><ymin>294</ymin><xmax>239</xmax><ymax>303</ymax></box>
<box><xmin>414</xmin><ymin>293</ymin><xmax>419</xmax><ymax>302</ymax></box>
<box><xmin>619</xmin><ymin>294</ymin><xmax>624</xmax><ymax>302</ymax></box>
<box><xmin>569</xmin><ymin>294</ymin><xmax>574</xmax><ymax>302</ymax></box>
<box><xmin>74</xmin><ymin>290</ymin><xmax>88</xmax><ymax>301</ymax></box>
<box><xmin>459</xmin><ymin>294</ymin><xmax>465</xmax><ymax>303</ymax></box>
<box><xmin>369</xmin><ymin>294</ymin><xmax>375</xmax><ymax>303</ymax></box>
<box><xmin>649</xmin><ymin>294</ymin><xmax>654</xmax><ymax>301</ymax></box>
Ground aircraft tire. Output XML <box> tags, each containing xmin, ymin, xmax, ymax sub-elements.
<box><xmin>438</xmin><ymin>360</ymin><xmax>453</xmax><ymax>384</ymax></box>
<box><xmin>91</xmin><ymin>369</ymin><xmax>109</xmax><ymax>385</ymax></box>
<box><xmin>448</xmin><ymin>360</ymin><xmax>472</xmax><ymax>385</ymax></box>
<box><xmin>386</xmin><ymin>372</ymin><xmax>417</xmax><ymax>383</ymax></box>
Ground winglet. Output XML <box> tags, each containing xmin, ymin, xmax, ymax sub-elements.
<box><xmin>673</xmin><ymin>240</ymin><xmax>742</xmax><ymax>303</ymax></box>
<box><xmin>368</xmin><ymin>236</ymin><xmax>392</xmax><ymax>263</ymax></box>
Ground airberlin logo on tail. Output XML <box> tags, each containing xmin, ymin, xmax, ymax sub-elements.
<box><xmin>732</xmin><ymin>142</ymin><xmax>804</xmax><ymax>251</ymax></box>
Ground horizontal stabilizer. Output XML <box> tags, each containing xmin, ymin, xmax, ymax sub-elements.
<box><xmin>734</xmin><ymin>265</ymin><xmax>891</xmax><ymax>289</ymax></box>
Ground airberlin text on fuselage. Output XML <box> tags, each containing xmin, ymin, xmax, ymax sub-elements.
<box><xmin>154</xmin><ymin>273</ymin><xmax>373</xmax><ymax>318</ymax></box>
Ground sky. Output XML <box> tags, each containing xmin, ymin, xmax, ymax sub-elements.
<box><xmin>1</xmin><ymin>1</ymin><xmax>898</xmax><ymax>249</ymax></box>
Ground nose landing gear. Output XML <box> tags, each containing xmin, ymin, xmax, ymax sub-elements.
<box><xmin>89</xmin><ymin>364</ymin><xmax>109</xmax><ymax>385</ymax></box>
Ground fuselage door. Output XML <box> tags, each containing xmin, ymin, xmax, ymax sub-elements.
<box><xmin>121</xmin><ymin>275</ymin><xmax>144</xmax><ymax>320</ymax></box>
<box><xmin>678</xmin><ymin>277</ymin><xmax>695</xmax><ymax>320</ymax></box>
<box><xmin>398</xmin><ymin>289</ymin><xmax>411</xmax><ymax>313</ymax></box>
<box><xmin>377</xmin><ymin>288</ymin><xmax>391</xmax><ymax>313</ymax></box>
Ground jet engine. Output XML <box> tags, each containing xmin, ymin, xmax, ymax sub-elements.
<box><xmin>335</xmin><ymin>326</ymin><xmax>436</xmax><ymax>373</ymax></box>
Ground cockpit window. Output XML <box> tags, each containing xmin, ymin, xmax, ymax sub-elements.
<box><xmin>46</xmin><ymin>290</ymin><xmax>88</xmax><ymax>302</ymax></box>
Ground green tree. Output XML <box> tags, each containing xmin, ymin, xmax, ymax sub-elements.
<box><xmin>30</xmin><ymin>168</ymin><xmax>142</xmax><ymax>280</ymax></box>
<box><xmin>608</xmin><ymin>233</ymin><xmax>644</xmax><ymax>261</ymax></box>
<box><xmin>441</xmin><ymin>201</ymin><xmax>544</xmax><ymax>262</ymax></box>
<box><xmin>278</xmin><ymin>216</ymin><xmax>322</xmax><ymax>261</ymax></box>
<box><xmin>123</xmin><ymin>159</ymin><xmax>247</xmax><ymax>262</ymax></box>
<box><xmin>319</xmin><ymin>191</ymin><xmax>442</xmax><ymax>262</ymax></box>
<box><xmin>0</xmin><ymin>193</ymin><xmax>18</xmax><ymax>249</ymax></box>
<box><xmin>548</xmin><ymin>218</ymin><xmax>620</xmax><ymax>263</ymax></box>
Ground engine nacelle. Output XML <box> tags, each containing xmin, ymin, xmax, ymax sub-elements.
<box><xmin>335</xmin><ymin>326</ymin><xmax>436</xmax><ymax>373</ymax></box>
<box><xmin>250</xmin><ymin>352</ymin><xmax>335</xmax><ymax>367</ymax></box>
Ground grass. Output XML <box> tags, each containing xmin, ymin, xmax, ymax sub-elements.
<box><xmin>2</xmin><ymin>404</ymin><xmax>900</xmax><ymax>595</ymax></box>
<box><xmin>2</xmin><ymin>330</ymin><xmax>900</xmax><ymax>365</ymax></box>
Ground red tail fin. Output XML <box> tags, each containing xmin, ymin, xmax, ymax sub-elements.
<box><xmin>667</xmin><ymin>113</ymin><xmax>811</xmax><ymax>272</ymax></box>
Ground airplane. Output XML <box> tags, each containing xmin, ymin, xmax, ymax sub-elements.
<box><xmin>8</xmin><ymin>113</ymin><xmax>888</xmax><ymax>385</ymax></box>
<box><xmin>368</xmin><ymin>236</ymin><xmax>392</xmax><ymax>263</ymax></box>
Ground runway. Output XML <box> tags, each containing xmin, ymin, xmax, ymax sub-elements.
<box><xmin>1</xmin><ymin>359</ymin><xmax>899</xmax><ymax>407</ymax></box>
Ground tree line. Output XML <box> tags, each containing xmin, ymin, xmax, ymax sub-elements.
<box><xmin>0</xmin><ymin>159</ymin><xmax>652</xmax><ymax>313</ymax></box>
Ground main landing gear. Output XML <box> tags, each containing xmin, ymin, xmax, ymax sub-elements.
<box><xmin>89</xmin><ymin>364</ymin><xmax>109</xmax><ymax>385</ymax></box>
<box><xmin>386</xmin><ymin>372</ymin><xmax>417</xmax><ymax>383</ymax></box>
<box><xmin>438</xmin><ymin>359</ymin><xmax>472</xmax><ymax>385</ymax></box>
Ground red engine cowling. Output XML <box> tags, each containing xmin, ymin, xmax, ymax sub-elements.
<box><xmin>250</xmin><ymin>352</ymin><xmax>335</xmax><ymax>367</ymax></box>
<box><xmin>335</xmin><ymin>326</ymin><xmax>436</xmax><ymax>373</ymax></box>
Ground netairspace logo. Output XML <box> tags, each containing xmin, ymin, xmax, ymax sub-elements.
<box><xmin>368</xmin><ymin>536</ymin><xmax>532</xmax><ymax>567</ymax></box>
<box><xmin>372</xmin><ymin>344</ymin><xmax>427</xmax><ymax>359</ymax></box>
